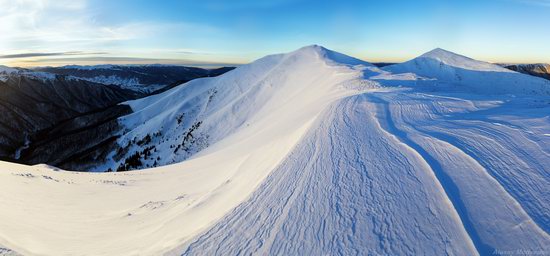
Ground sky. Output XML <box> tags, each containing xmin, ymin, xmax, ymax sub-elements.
<box><xmin>1</xmin><ymin>0</ymin><xmax>549</xmax><ymax>67</ymax></box>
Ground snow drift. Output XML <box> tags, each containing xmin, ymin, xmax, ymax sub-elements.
<box><xmin>0</xmin><ymin>46</ymin><xmax>549</xmax><ymax>255</ymax></box>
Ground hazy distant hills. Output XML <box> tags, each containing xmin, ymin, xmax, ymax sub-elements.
<box><xmin>37</xmin><ymin>65</ymin><xmax>235</xmax><ymax>93</ymax></box>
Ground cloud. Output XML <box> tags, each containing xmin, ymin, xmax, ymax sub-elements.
<box><xmin>0</xmin><ymin>0</ymin><xmax>173</xmax><ymax>52</ymax></box>
<box><xmin>0</xmin><ymin>51</ymin><xmax>107</xmax><ymax>59</ymax></box>
<box><xmin>0</xmin><ymin>0</ymin><xmax>229</xmax><ymax>67</ymax></box>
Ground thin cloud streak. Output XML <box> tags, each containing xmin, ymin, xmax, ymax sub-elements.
<box><xmin>0</xmin><ymin>52</ymin><xmax>107</xmax><ymax>59</ymax></box>
<box><xmin>15</xmin><ymin>56</ymin><xmax>241</xmax><ymax>68</ymax></box>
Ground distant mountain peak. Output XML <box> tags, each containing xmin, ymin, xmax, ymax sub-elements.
<box><xmin>417</xmin><ymin>48</ymin><xmax>510</xmax><ymax>72</ymax></box>
<box><xmin>421</xmin><ymin>48</ymin><xmax>475</xmax><ymax>63</ymax></box>
<box><xmin>422</xmin><ymin>47</ymin><xmax>455</xmax><ymax>56</ymax></box>
<box><xmin>297</xmin><ymin>44</ymin><xmax>325</xmax><ymax>51</ymax></box>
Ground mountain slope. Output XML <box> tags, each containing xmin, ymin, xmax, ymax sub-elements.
<box><xmin>0</xmin><ymin>65</ymin><xmax>233</xmax><ymax>171</ymax></box>
<box><xmin>385</xmin><ymin>48</ymin><xmax>550</xmax><ymax>95</ymax></box>
<box><xmin>0</xmin><ymin>46</ymin><xmax>549</xmax><ymax>255</ymax></box>
<box><xmin>503</xmin><ymin>63</ymin><xmax>550</xmax><ymax>81</ymax></box>
<box><xmin>0</xmin><ymin>69</ymin><xmax>139</xmax><ymax>159</ymax></box>
<box><xmin>102</xmin><ymin>45</ymin><xmax>375</xmax><ymax>171</ymax></box>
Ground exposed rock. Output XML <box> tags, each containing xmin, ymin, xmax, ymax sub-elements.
<box><xmin>502</xmin><ymin>63</ymin><xmax>550</xmax><ymax>81</ymax></box>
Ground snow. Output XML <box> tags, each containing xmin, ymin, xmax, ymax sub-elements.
<box><xmin>1</xmin><ymin>46</ymin><xmax>549</xmax><ymax>255</ymax></box>
<box><xmin>0</xmin><ymin>66</ymin><xmax>57</xmax><ymax>83</ymax></box>
<box><xmin>102</xmin><ymin>45</ymin><xmax>374</xmax><ymax>171</ymax></box>
<box><xmin>55</xmin><ymin>65</ymin><xmax>195</xmax><ymax>92</ymax></box>
<box><xmin>385</xmin><ymin>48</ymin><xmax>550</xmax><ymax>95</ymax></box>
<box><xmin>420</xmin><ymin>48</ymin><xmax>512</xmax><ymax>72</ymax></box>
<box><xmin>60</xmin><ymin>64</ymin><xmax>118</xmax><ymax>71</ymax></box>
<box><xmin>58</xmin><ymin>64</ymin><xmax>188</xmax><ymax>70</ymax></box>
<box><xmin>0</xmin><ymin>65</ymin><xmax>18</xmax><ymax>82</ymax></box>
<box><xmin>0</xmin><ymin>65</ymin><xmax>18</xmax><ymax>74</ymax></box>
<box><xmin>23</xmin><ymin>71</ymin><xmax>57</xmax><ymax>82</ymax></box>
<box><xmin>80</xmin><ymin>75</ymin><xmax>144</xmax><ymax>90</ymax></box>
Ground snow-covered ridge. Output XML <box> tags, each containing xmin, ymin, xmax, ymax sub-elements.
<box><xmin>0</xmin><ymin>45</ymin><xmax>383</xmax><ymax>255</ymax></box>
<box><xmin>0</xmin><ymin>66</ymin><xmax>58</xmax><ymax>83</ymax></box>
<box><xmin>0</xmin><ymin>65</ymin><xmax>18</xmax><ymax>74</ymax></box>
<box><xmin>503</xmin><ymin>63</ymin><xmax>550</xmax><ymax>81</ymax></box>
<box><xmin>0</xmin><ymin>65</ymin><xmax>19</xmax><ymax>82</ymax></box>
<box><xmin>1</xmin><ymin>45</ymin><xmax>550</xmax><ymax>255</ymax></box>
<box><xmin>385</xmin><ymin>48</ymin><xmax>550</xmax><ymax>95</ymax></box>
<box><xmin>420</xmin><ymin>48</ymin><xmax>513</xmax><ymax>72</ymax></box>
<box><xmin>108</xmin><ymin>45</ymin><xmax>376</xmax><ymax>171</ymax></box>
<box><xmin>303</xmin><ymin>44</ymin><xmax>373</xmax><ymax>66</ymax></box>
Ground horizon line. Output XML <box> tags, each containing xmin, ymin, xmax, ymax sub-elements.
<box><xmin>2</xmin><ymin>47</ymin><xmax>549</xmax><ymax>68</ymax></box>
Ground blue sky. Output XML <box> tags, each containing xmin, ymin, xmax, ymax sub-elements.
<box><xmin>1</xmin><ymin>0</ymin><xmax>549</xmax><ymax>67</ymax></box>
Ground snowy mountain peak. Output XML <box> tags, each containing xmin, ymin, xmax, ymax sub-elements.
<box><xmin>296</xmin><ymin>44</ymin><xmax>325</xmax><ymax>52</ymax></box>
<box><xmin>384</xmin><ymin>47</ymin><xmax>550</xmax><ymax>95</ymax></box>
<box><xmin>421</xmin><ymin>47</ymin><xmax>459</xmax><ymax>58</ymax></box>
<box><xmin>418</xmin><ymin>48</ymin><xmax>510</xmax><ymax>72</ymax></box>
<box><xmin>290</xmin><ymin>45</ymin><xmax>372</xmax><ymax>67</ymax></box>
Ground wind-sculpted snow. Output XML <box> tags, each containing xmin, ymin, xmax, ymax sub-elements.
<box><xmin>366</xmin><ymin>92</ymin><xmax>550</xmax><ymax>253</ymax></box>
<box><xmin>182</xmin><ymin>94</ymin><xmax>478</xmax><ymax>255</ymax></box>
<box><xmin>181</xmin><ymin>90</ymin><xmax>550</xmax><ymax>255</ymax></box>
<box><xmin>0</xmin><ymin>46</ymin><xmax>549</xmax><ymax>255</ymax></box>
